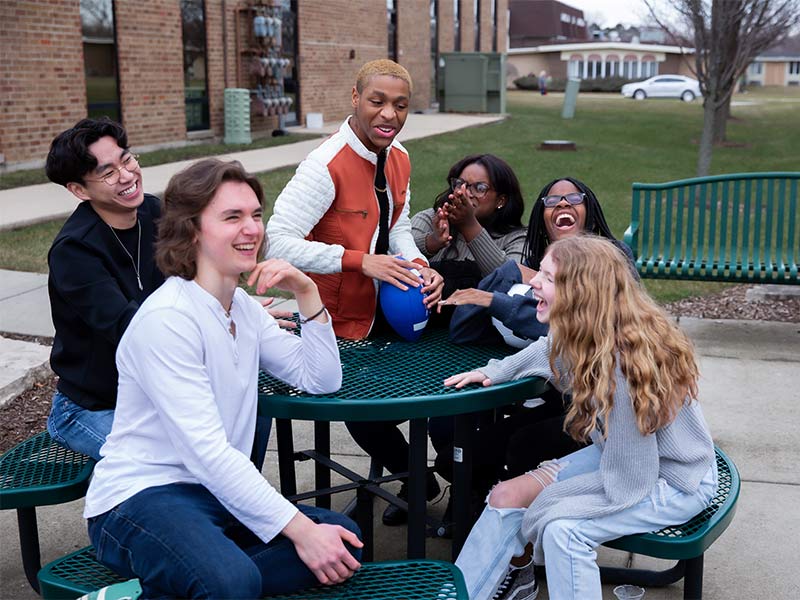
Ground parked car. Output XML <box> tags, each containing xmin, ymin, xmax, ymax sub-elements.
<box><xmin>621</xmin><ymin>75</ymin><xmax>701</xmax><ymax>102</ymax></box>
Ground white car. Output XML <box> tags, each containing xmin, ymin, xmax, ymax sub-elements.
<box><xmin>621</xmin><ymin>75</ymin><xmax>701</xmax><ymax>102</ymax></box>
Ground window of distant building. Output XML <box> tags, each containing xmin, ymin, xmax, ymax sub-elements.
<box><xmin>623</xmin><ymin>55</ymin><xmax>637</xmax><ymax>79</ymax></box>
<box><xmin>587</xmin><ymin>54</ymin><xmax>602</xmax><ymax>79</ymax></box>
<box><xmin>181</xmin><ymin>0</ymin><xmax>209</xmax><ymax>131</ymax></box>
<box><xmin>749</xmin><ymin>62</ymin><xmax>763</xmax><ymax>75</ymax></box>
<box><xmin>474</xmin><ymin>0</ymin><xmax>480</xmax><ymax>51</ymax></box>
<box><xmin>387</xmin><ymin>0</ymin><xmax>398</xmax><ymax>61</ymax></box>
<box><xmin>454</xmin><ymin>0</ymin><xmax>460</xmax><ymax>51</ymax></box>
<box><xmin>641</xmin><ymin>55</ymin><xmax>657</xmax><ymax>77</ymax></box>
<box><xmin>789</xmin><ymin>61</ymin><xmax>800</xmax><ymax>75</ymax></box>
<box><xmin>81</xmin><ymin>0</ymin><xmax>120</xmax><ymax>122</ymax></box>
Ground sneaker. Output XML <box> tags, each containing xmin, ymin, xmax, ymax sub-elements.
<box><xmin>492</xmin><ymin>561</ymin><xmax>538</xmax><ymax>600</ymax></box>
<box><xmin>77</xmin><ymin>579</ymin><xmax>142</xmax><ymax>600</ymax></box>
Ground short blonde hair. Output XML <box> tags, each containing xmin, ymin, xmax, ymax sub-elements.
<box><xmin>355</xmin><ymin>59</ymin><xmax>412</xmax><ymax>94</ymax></box>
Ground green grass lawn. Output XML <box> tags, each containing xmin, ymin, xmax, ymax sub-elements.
<box><xmin>2</xmin><ymin>86</ymin><xmax>798</xmax><ymax>303</ymax></box>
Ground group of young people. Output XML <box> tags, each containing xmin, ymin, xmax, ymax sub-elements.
<box><xmin>44</xmin><ymin>58</ymin><xmax>717</xmax><ymax>600</ymax></box>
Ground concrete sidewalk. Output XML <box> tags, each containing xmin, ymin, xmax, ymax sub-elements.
<box><xmin>2</xmin><ymin>312</ymin><xmax>799</xmax><ymax>598</ymax></box>
<box><xmin>0</xmin><ymin>112</ymin><xmax>504</xmax><ymax>231</ymax></box>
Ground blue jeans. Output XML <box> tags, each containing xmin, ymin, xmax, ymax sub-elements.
<box><xmin>47</xmin><ymin>391</ymin><xmax>114</xmax><ymax>461</ymax></box>
<box><xmin>455</xmin><ymin>444</ymin><xmax>718</xmax><ymax>600</ymax></box>
<box><xmin>88</xmin><ymin>482</ymin><xmax>362</xmax><ymax>599</ymax></box>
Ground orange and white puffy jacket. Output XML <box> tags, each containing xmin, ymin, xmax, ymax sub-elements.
<box><xmin>267</xmin><ymin>117</ymin><xmax>428</xmax><ymax>340</ymax></box>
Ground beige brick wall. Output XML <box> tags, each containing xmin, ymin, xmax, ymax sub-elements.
<box><xmin>115</xmin><ymin>1</ymin><xmax>186</xmax><ymax>147</ymax></box>
<box><xmin>0</xmin><ymin>1</ymin><xmax>86</xmax><ymax>165</ymax></box>
<box><xmin>398</xmin><ymin>0</ymin><xmax>432</xmax><ymax>110</ymax></box>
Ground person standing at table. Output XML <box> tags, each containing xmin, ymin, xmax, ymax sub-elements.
<box><xmin>83</xmin><ymin>159</ymin><xmax>362</xmax><ymax>599</ymax></box>
<box><xmin>44</xmin><ymin>117</ymin><xmax>164</xmax><ymax>461</ymax></box>
<box><xmin>266</xmin><ymin>59</ymin><xmax>445</xmax><ymax>525</ymax></box>
<box><xmin>266</xmin><ymin>58</ymin><xmax>444</xmax><ymax>339</ymax></box>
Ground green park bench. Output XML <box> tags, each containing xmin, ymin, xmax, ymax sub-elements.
<box><xmin>624</xmin><ymin>172</ymin><xmax>799</xmax><ymax>283</ymax></box>
<box><xmin>37</xmin><ymin>550</ymin><xmax>467</xmax><ymax>599</ymax></box>
<box><xmin>0</xmin><ymin>431</ymin><xmax>95</xmax><ymax>593</ymax></box>
<box><xmin>601</xmin><ymin>447</ymin><xmax>740</xmax><ymax>600</ymax></box>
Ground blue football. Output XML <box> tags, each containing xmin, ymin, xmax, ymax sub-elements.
<box><xmin>379</xmin><ymin>267</ymin><xmax>429</xmax><ymax>342</ymax></box>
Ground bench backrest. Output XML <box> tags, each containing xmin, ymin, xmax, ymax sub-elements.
<box><xmin>624</xmin><ymin>172</ymin><xmax>799</xmax><ymax>283</ymax></box>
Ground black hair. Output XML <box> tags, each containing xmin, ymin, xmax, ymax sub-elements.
<box><xmin>522</xmin><ymin>176</ymin><xmax>616</xmax><ymax>270</ymax></box>
<box><xmin>45</xmin><ymin>117</ymin><xmax>129</xmax><ymax>187</ymax></box>
<box><xmin>433</xmin><ymin>154</ymin><xmax>524</xmax><ymax>236</ymax></box>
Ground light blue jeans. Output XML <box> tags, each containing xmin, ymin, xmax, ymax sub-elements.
<box><xmin>47</xmin><ymin>391</ymin><xmax>114</xmax><ymax>461</ymax></box>
<box><xmin>455</xmin><ymin>444</ymin><xmax>718</xmax><ymax>600</ymax></box>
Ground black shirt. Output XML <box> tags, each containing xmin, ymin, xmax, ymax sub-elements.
<box><xmin>48</xmin><ymin>194</ymin><xmax>164</xmax><ymax>410</ymax></box>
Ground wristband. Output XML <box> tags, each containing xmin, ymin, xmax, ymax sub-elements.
<box><xmin>298</xmin><ymin>305</ymin><xmax>327</xmax><ymax>324</ymax></box>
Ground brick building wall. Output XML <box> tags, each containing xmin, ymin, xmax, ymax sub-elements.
<box><xmin>0</xmin><ymin>0</ymin><xmax>508</xmax><ymax>168</ymax></box>
<box><xmin>115</xmin><ymin>2</ymin><xmax>186</xmax><ymax>147</ymax></box>
<box><xmin>0</xmin><ymin>1</ymin><xmax>86</xmax><ymax>166</ymax></box>
<box><xmin>398</xmin><ymin>0</ymin><xmax>432</xmax><ymax>111</ymax></box>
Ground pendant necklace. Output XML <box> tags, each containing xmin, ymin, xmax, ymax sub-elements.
<box><xmin>108</xmin><ymin>219</ymin><xmax>143</xmax><ymax>291</ymax></box>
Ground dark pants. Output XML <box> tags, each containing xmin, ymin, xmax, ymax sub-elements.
<box><xmin>429</xmin><ymin>388</ymin><xmax>585</xmax><ymax>495</ymax></box>
<box><xmin>88</xmin><ymin>483</ymin><xmax>361</xmax><ymax>599</ymax></box>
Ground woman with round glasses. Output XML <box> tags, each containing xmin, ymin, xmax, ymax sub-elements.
<box><xmin>411</xmin><ymin>154</ymin><xmax>526</xmax><ymax>305</ymax></box>
<box><xmin>428</xmin><ymin>178</ymin><xmax>634</xmax><ymax>537</ymax></box>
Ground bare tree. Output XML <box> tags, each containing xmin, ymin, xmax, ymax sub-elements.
<box><xmin>646</xmin><ymin>0</ymin><xmax>800</xmax><ymax>176</ymax></box>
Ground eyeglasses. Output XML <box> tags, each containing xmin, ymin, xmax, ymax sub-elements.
<box><xmin>450</xmin><ymin>177</ymin><xmax>493</xmax><ymax>199</ymax></box>
<box><xmin>86</xmin><ymin>154</ymin><xmax>140</xmax><ymax>186</ymax></box>
<box><xmin>540</xmin><ymin>192</ymin><xmax>585</xmax><ymax>207</ymax></box>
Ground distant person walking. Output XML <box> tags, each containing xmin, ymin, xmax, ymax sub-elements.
<box><xmin>538</xmin><ymin>70</ymin><xmax>548</xmax><ymax>95</ymax></box>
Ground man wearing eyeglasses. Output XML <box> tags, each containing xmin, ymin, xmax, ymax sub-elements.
<box><xmin>44</xmin><ymin>117</ymin><xmax>164</xmax><ymax>461</ymax></box>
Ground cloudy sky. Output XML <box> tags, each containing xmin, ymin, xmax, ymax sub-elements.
<box><xmin>562</xmin><ymin>0</ymin><xmax>654</xmax><ymax>28</ymax></box>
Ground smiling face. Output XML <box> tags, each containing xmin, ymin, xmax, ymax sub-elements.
<box><xmin>68</xmin><ymin>135</ymin><xmax>144</xmax><ymax>228</ymax></box>
<box><xmin>530</xmin><ymin>252</ymin><xmax>557</xmax><ymax>323</ymax></box>
<box><xmin>195</xmin><ymin>180</ymin><xmax>264</xmax><ymax>286</ymax></box>
<box><xmin>454</xmin><ymin>162</ymin><xmax>506</xmax><ymax>222</ymax></box>
<box><xmin>349</xmin><ymin>74</ymin><xmax>410</xmax><ymax>153</ymax></box>
<box><xmin>543</xmin><ymin>179</ymin><xmax>587</xmax><ymax>242</ymax></box>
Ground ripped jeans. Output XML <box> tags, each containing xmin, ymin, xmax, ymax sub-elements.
<box><xmin>454</xmin><ymin>444</ymin><xmax>718</xmax><ymax>600</ymax></box>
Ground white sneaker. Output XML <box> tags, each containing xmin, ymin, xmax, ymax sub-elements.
<box><xmin>492</xmin><ymin>561</ymin><xmax>538</xmax><ymax>600</ymax></box>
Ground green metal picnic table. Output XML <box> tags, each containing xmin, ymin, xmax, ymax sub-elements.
<box><xmin>258</xmin><ymin>326</ymin><xmax>548</xmax><ymax>560</ymax></box>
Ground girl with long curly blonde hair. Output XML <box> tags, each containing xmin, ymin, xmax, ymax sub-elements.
<box><xmin>446</xmin><ymin>235</ymin><xmax>717</xmax><ymax>600</ymax></box>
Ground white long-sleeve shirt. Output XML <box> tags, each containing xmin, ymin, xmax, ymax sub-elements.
<box><xmin>84</xmin><ymin>277</ymin><xmax>342</xmax><ymax>545</ymax></box>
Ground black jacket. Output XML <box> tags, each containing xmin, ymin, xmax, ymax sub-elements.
<box><xmin>48</xmin><ymin>194</ymin><xmax>164</xmax><ymax>410</ymax></box>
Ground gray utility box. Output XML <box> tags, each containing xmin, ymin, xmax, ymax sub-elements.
<box><xmin>438</xmin><ymin>53</ymin><xmax>506</xmax><ymax>113</ymax></box>
<box><xmin>224</xmin><ymin>88</ymin><xmax>252</xmax><ymax>145</ymax></box>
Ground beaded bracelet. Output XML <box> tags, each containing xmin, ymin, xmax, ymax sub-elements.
<box><xmin>298</xmin><ymin>305</ymin><xmax>327</xmax><ymax>324</ymax></box>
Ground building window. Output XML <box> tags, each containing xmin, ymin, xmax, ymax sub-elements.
<box><xmin>181</xmin><ymin>0</ymin><xmax>209</xmax><ymax>131</ymax></box>
<box><xmin>587</xmin><ymin>55</ymin><xmax>601</xmax><ymax>79</ymax></box>
<box><xmin>387</xmin><ymin>0</ymin><xmax>398</xmax><ymax>61</ymax></box>
<box><xmin>454</xmin><ymin>0</ymin><xmax>460</xmax><ymax>51</ymax></box>
<box><xmin>81</xmin><ymin>0</ymin><xmax>120</xmax><ymax>122</ymax></box>
<box><xmin>474</xmin><ymin>0</ymin><xmax>480</xmax><ymax>51</ymax></box>
<box><xmin>623</xmin><ymin>57</ymin><xmax>637</xmax><ymax>79</ymax></box>
<box><xmin>790</xmin><ymin>61</ymin><xmax>800</xmax><ymax>75</ymax></box>
<box><xmin>749</xmin><ymin>62</ymin><xmax>763</xmax><ymax>75</ymax></box>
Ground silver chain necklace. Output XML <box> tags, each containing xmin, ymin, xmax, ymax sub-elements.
<box><xmin>108</xmin><ymin>219</ymin><xmax>143</xmax><ymax>291</ymax></box>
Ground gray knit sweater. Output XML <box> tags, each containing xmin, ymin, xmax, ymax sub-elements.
<box><xmin>478</xmin><ymin>336</ymin><xmax>715</xmax><ymax>565</ymax></box>
<box><xmin>411</xmin><ymin>208</ymin><xmax>526</xmax><ymax>277</ymax></box>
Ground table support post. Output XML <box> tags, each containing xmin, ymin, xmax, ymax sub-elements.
<box><xmin>314</xmin><ymin>422</ymin><xmax>332</xmax><ymax>509</ymax></box>
<box><xmin>452</xmin><ymin>412</ymin><xmax>474</xmax><ymax>560</ymax></box>
<box><xmin>355</xmin><ymin>485</ymin><xmax>374</xmax><ymax>562</ymax></box>
<box><xmin>17</xmin><ymin>507</ymin><xmax>41</xmax><ymax>593</ymax></box>
<box><xmin>407</xmin><ymin>418</ymin><xmax>427</xmax><ymax>559</ymax></box>
<box><xmin>276</xmin><ymin>418</ymin><xmax>297</xmax><ymax>497</ymax></box>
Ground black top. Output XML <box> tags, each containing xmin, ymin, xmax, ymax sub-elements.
<box><xmin>48</xmin><ymin>194</ymin><xmax>165</xmax><ymax>411</ymax></box>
